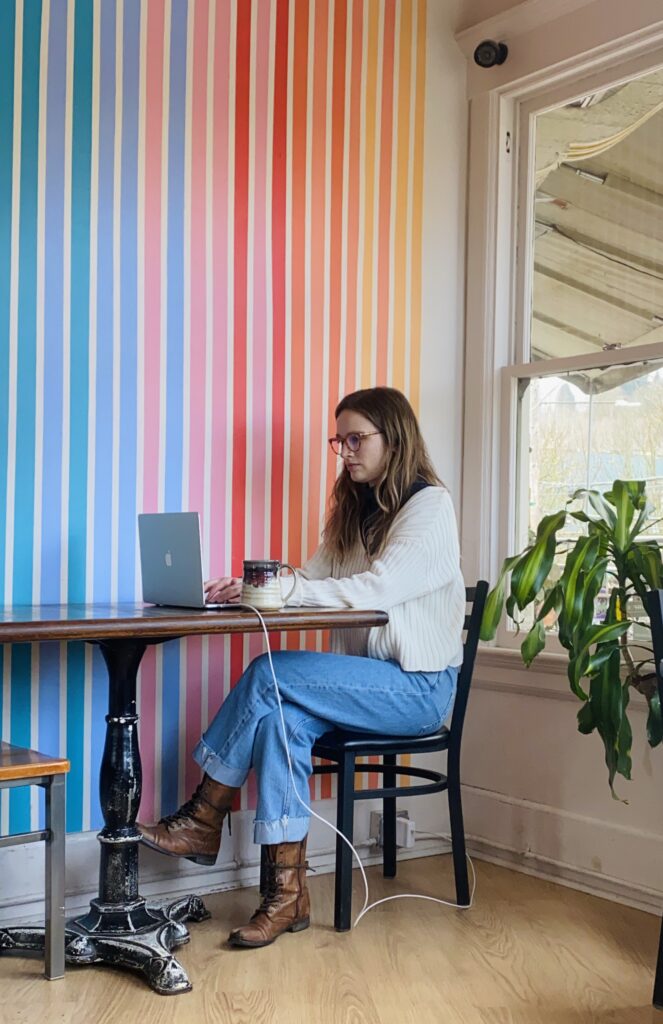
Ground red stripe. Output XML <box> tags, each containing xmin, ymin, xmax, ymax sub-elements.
<box><xmin>270</xmin><ymin>0</ymin><xmax>289</xmax><ymax>560</ymax></box>
<box><xmin>231</xmin><ymin>0</ymin><xmax>252</xmax><ymax>683</ymax></box>
<box><xmin>324</xmin><ymin>0</ymin><xmax>347</xmax><ymax>510</ymax></box>
<box><xmin>287</xmin><ymin>0</ymin><xmax>309</xmax><ymax>651</ymax></box>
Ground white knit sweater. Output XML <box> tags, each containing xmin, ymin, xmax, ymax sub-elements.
<box><xmin>286</xmin><ymin>486</ymin><xmax>465</xmax><ymax>671</ymax></box>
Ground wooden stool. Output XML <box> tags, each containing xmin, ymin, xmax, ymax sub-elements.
<box><xmin>0</xmin><ymin>742</ymin><xmax>69</xmax><ymax>979</ymax></box>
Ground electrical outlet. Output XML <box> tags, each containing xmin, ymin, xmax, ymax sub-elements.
<box><xmin>369</xmin><ymin>810</ymin><xmax>414</xmax><ymax>847</ymax></box>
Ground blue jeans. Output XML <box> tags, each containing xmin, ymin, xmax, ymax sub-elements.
<box><xmin>193</xmin><ymin>651</ymin><xmax>458</xmax><ymax>845</ymax></box>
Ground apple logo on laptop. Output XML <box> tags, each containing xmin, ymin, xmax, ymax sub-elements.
<box><xmin>164</xmin><ymin>550</ymin><xmax>173</xmax><ymax>568</ymax></box>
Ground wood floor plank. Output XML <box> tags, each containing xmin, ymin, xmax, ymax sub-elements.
<box><xmin>0</xmin><ymin>857</ymin><xmax>659</xmax><ymax>1023</ymax></box>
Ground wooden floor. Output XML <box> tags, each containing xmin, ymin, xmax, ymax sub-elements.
<box><xmin>1</xmin><ymin>856</ymin><xmax>660</xmax><ymax>1023</ymax></box>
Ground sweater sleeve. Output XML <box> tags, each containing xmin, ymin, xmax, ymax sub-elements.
<box><xmin>298</xmin><ymin>542</ymin><xmax>334</xmax><ymax>580</ymax></box>
<box><xmin>286</xmin><ymin>488</ymin><xmax>460</xmax><ymax>611</ymax></box>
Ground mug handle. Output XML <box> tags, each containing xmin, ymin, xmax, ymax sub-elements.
<box><xmin>280</xmin><ymin>563</ymin><xmax>298</xmax><ymax>605</ymax></box>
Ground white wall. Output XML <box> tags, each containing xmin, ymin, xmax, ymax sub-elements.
<box><xmin>459</xmin><ymin>0</ymin><xmax>663</xmax><ymax>916</ymax></box>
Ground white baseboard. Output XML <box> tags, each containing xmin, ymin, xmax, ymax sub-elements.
<box><xmin>462</xmin><ymin>783</ymin><xmax>663</xmax><ymax>916</ymax></box>
<box><xmin>0</xmin><ymin>803</ymin><xmax>448</xmax><ymax>927</ymax></box>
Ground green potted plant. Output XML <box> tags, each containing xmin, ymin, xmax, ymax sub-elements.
<box><xmin>480</xmin><ymin>480</ymin><xmax>663</xmax><ymax>795</ymax></box>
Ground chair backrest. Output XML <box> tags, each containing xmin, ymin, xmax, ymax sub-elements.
<box><xmin>646</xmin><ymin>590</ymin><xmax>663</xmax><ymax>705</ymax></box>
<box><xmin>447</xmin><ymin>581</ymin><xmax>489</xmax><ymax>761</ymax></box>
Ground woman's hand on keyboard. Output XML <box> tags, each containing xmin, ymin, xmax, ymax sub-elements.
<box><xmin>204</xmin><ymin>576</ymin><xmax>242</xmax><ymax>604</ymax></box>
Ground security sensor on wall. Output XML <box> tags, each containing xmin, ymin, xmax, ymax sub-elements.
<box><xmin>473</xmin><ymin>40</ymin><xmax>508</xmax><ymax>68</ymax></box>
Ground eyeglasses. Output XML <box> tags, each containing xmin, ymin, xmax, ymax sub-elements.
<box><xmin>328</xmin><ymin>431</ymin><xmax>382</xmax><ymax>455</ymax></box>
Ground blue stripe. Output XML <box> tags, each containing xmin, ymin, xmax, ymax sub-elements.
<box><xmin>37</xmin><ymin>642</ymin><xmax>61</xmax><ymax>827</ymax></box>
<box><xmin>12</xmin><ymin>0</ymin><xmax>42</xmax><ymax>605</ymax></box>
<box><xmin>88</xmin><ymin>1</ymin><xmax>117</xmax><ymax>830</ymax></box>
<box><xmin>89</xmin><ymin>646</ymin><xmax>107</xmax><ymax>829</ymax></box>
<box><xmin>65</xmin><ymin>2</ymin><xmax>93</xmax><ymax>832</ymax></box>
<box><xmin>0</xmin><ymin>1</ymin><xmax>16</xmax><ymax>752</ymax></box>
<box><xmin>67</xmin><ymin>0</ymin><xmax>93</xmax><ymax>602</ymax></box>
<box><xmin>9</xmin><ymin>645</ymin><xmax>32</xmax><ymax>833</ymax></box>
<box><xmin>93</xmin><ymin>0</ymin><xmax>115</xmax><ymax>602</ymax></box>
<box><xmin>157</xmin><ymin>0</ymin><xmax>188</xmax><ymax>816</ymax></box>
<box><xmin>117</xmin><ymin>0</ymin><xmax>140</xmax><ymax>600</ymax></box>
<box><xmin>65</xmin><ymin>643</ymin><xmax>85</xmax><ymax>832</ymax></box>
<box><xmin>40</xmin><ymin>0</ymin><xmax>66</xmax><ymax>604</ymax></box>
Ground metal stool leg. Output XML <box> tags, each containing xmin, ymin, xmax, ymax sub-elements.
<box><xmin>382</xmin><ymin>754</ymin><xmax>397</xmax><ymax>878</ymax></box>
<box><xmin>334</xmin><ymin>752</ymin><xmax>355</xmax><ymax>932</ymax></box>
<box><xmin>44</xmin><ymin>774</ymin><xmax>66</xmax><ymax>980</ymax></box>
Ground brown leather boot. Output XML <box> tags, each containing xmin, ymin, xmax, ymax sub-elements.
<box><xmin>228</xmin><ymin>838</ymin><xmax>310</xmax><ymax>947</ymax></box>
<box><xmin>137</xmin><ymin>774</ymin><xmax>238</xmax><ymax>865</ymax></box>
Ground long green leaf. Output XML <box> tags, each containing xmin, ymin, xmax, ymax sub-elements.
<box><xmin>560</xmin><ymin>534</ymin><xmax>600</xmax><ymax>631</ymax></box>
<box><xmin>479</xmin><ymin>554</ymin><xmax>522</xmax><ymax>641</ymax></box>
<box><xmin>521</xmin><ymin>621</ymin><xmax>545</xmax><ymax>666</ymax></box>
<box><xmin>510</xmin><ymin>511</ymin><xmax>567</xmax><ymax>609</ymax></box>
<box><xmin>608</xmin><ymin>480</ymin><xmax>636</xmax><ymax>553</ymax></box>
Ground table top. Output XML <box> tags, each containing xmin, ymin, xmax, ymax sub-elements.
<box><xmin>0</xmin><ymin>603</ymin><xmax>389</xmax><ymax>643</ymax></box>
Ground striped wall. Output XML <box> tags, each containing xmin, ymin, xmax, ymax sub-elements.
<box><xmin>0</xmin><ymin>0</ymin><xmax>428</xmax><ymax>835</ymax></box>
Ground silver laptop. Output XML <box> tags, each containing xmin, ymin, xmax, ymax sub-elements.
<box><xmin>138</xmin><ymin>512</ymin><xmax>222</xmax><ymax>609</ymax></box>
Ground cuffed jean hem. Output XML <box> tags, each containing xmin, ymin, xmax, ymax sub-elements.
<box><xmin>253</xmin><ymin>814</ymin><xmax>310</xmax><ymax>845</ymax></box>
<box><xmin>192</xmin><ymin>739</ymin><xmax>248</xmax><ymax>789</ymax></box>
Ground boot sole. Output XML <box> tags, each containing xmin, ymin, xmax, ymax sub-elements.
<box><xmin>228</xmin><ymin>917</ymin><xmax>311</xmax><ymax>948</ymax></box>
<box><xmin>139</xmin><ymin>834</ymin><xmax>218</xmax><ymax>866</ymax></box>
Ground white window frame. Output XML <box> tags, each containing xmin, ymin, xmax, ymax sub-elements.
<box><xmin>459</xmin><ymin>1</ymin><xmax>663</xmax><ymax>652</ymax></box>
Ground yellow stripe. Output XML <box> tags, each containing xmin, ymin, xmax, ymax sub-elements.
<box><xmin>392</xmin><ymin>0</ymin><xmax>412</xmax><ymax>391</ymax></box>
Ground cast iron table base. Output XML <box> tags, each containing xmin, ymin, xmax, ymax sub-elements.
<box><xmin>0</xmin><ymin>638</ymin><xmax>209</xmax><ymax>995</ymax></box>
<box><xmin>0</xmin><ymin>893</ymin><xmax>210</xmax><ymax>994</ymax></box>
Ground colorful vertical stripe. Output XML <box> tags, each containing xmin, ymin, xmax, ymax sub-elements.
<box><xmin>0</xmin><ymin>0</ymin><xmax>428</xmax><ymax>833</ymax></box>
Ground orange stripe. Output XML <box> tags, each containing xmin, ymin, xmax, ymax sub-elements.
<box><xmin>344</xmin><ymin>0</ymin><xmax>363</xmax><ymax>396</ymax></box>
<box><xmin>392</xmin><ymin>0</ymin><xmax>412</xmax><ymax>392</ymax></box>
<box><xmin>375</xmin><ymin>0</ymin><xmax>395</xmax><ymax>385</ymax></box>
<box><xmin>360</xmin><ymin>0</ymin><xmax>379</xmax><ymax>388</ymax></box>
<box><xmin>287</xmin><ymin>0</ymin><xmax>309</xmax><ymax>651</ymax></box>
<box><xmin>410</xmin><ymin>0</ymin><xmax>426</xmax><ymax>412</ymax></box>
<box><xmin>306</xmin><ymin>0</ymin><xmax>329</xmax><ymax>563</ymax></box>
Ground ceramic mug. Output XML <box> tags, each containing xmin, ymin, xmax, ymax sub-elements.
<box><xmin>241</xmin><ymin>559</ymin><xmax>297</xmax><ymax>610</ymax></box>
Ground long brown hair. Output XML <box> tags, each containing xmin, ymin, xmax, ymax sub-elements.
<box><xmin>323</xmin><ymin>387</ymin><xmax>442</xmax><ymax>560</ymax></box>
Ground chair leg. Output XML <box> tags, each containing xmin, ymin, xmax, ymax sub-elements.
<box><xmin>334</xmin><ymin>752</ymin><xmax>355</xmax><ymax>932</ymax></box>
<box><xmin>448</xmin><ymin>772</ymin><xmax>470</xmax><ymax>906</ymax></box>
<box><xmin>45</xmin><ymin>774</ymin><xmax>66</xmax><ymax>980</ymax></box>
<box><xmin>382</xmin><ymin>754</ymin><xmax>397</xmax><ymax>879</ymax></box>
<box><xmin>653</xmin><ymin>915</ymin><xmax>663</xmax><ymax>1008</ymax></box>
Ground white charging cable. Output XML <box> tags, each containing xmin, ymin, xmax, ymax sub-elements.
<box><xmin>233</xmin><ymin>603</ymin><xmax>477</xmax><ymax>927</ymax></box>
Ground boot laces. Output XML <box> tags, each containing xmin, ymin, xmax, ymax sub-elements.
<box><xmin>158</xmin><ymin>782</ymin><xmax>206</xmax><ymax>830</ymax></box>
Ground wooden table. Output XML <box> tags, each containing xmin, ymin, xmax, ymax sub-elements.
<box><xmin>0</xmin><ymin>604</ymin><xmax>388</xmax><ymax>994</ymax></box>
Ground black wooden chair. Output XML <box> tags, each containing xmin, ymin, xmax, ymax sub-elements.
<box><xmin>646</xmin><ymin>589</ymin><xmax>663</xmax><ymax>1010</ymax></box>
<box><xmin>311</xmin><ymin>581</ymin><xmax>489</xmax><ymax>931</ymax></box>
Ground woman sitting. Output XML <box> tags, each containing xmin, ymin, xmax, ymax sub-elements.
<box><xmin>138</xmin><ymin>386</ymin><xmax>465</xmax><ymax>948</ymax></box>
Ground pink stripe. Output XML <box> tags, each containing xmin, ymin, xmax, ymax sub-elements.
<box><xmin>249</xmin><ymin>0</ymin><xmax>271</xmax><ymax>563</ymax></box>
<box><xmin>185</xmin><ymin>0</ymin><xmax>211</xmax><ymax>798</ymax></box>
<box><xmin>142</xmin><ymin>1</ymin><xmax>165</xmax><ymax>513</ymax></box>
<box><xmin>185</xmin><ymin>639</ymin><xmax>203</xmax><ymax>796</ymax></box>
<box><xmin>208</xmin><ymin>2</ymin><xmax>232</xmax><ymax>726</ymax></box>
